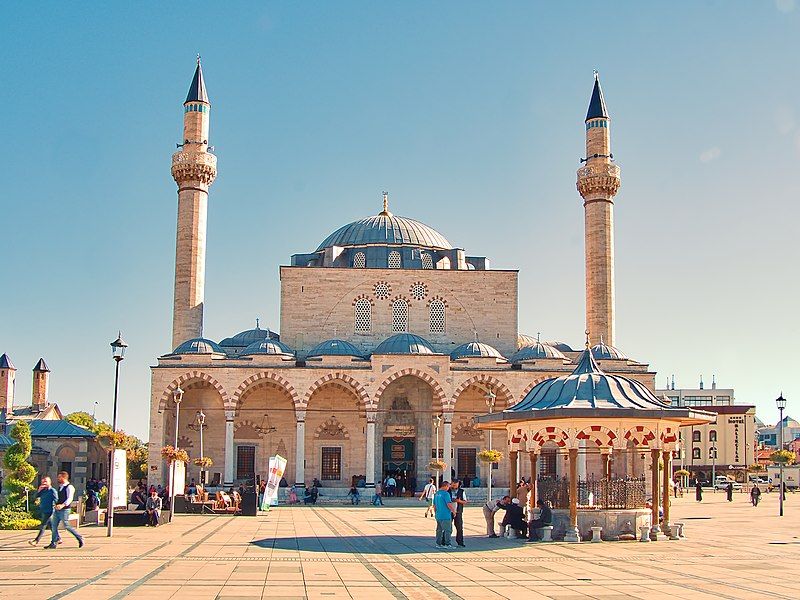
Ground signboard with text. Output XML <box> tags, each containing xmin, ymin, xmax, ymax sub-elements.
<box><xmin>112</xmin><ymin>448</ymin><xmax>127</xmax><ymax>508</ymax></box>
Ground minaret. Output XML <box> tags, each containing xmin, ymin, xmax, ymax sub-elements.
<box><xmin>577</xmin><ymin>73</ymin><xmax>620</xmax><ymax>346</ymax></box>
<box><xmin>32</xmin><ymin>358</ymin><xmax>50</xmax><ymax>412</ymax></box>
<box><xmin>0</xmin><ymin>353</ymin><xmax>16</xmax><ymax>418</ymax></box>
<box><xmin>170</xmin><ymin>57</ymin><xmax>217</xmax><ymax>349</ymax></box>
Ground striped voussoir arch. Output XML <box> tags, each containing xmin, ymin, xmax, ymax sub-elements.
<box><xmin>660</xmin><ymin>426</ymin><xmax>679</xmax><ymax>445</ymax></box>
<box><xmin>372</xmin><ymin>368</ymin><xmax>446</xmax><ymax>410</ymax></box>
<box><xmin>303</xmin><ymin>372</ymin><xmax>371</xmax><ymax>408</ymax></box>
<box><xmin>233</xmin><ymin>372</ymin><xmax>300</xmax><ymax>408</ymax></box>
<box><xmin>451</xmin><ymin>374</ymin><xmax>513</xmax><ymax>409</ymax></box>
<box><xmin>530</xmin><ymin>426</ymin><xmax>570</xmax><ymax>449</ymax></box>
<box><xmin>624</xmin><ymin>425</ymin><xmax>657</xmax><ymax>446</ymax></box>
<box><xmin>576</xmin><ymin>424</ymin><xmax>617</xmax><ymax>448</ymax></box>
<box><xmin>159</xmin><ymin>371</ymin><xmax>231</xmax><ymax>412</ymax></box>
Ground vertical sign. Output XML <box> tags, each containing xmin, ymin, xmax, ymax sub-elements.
<box><xmin>112</xmin><ymin>448</ymin><xmax>128</xmax><ymax>508</ymax></box>
<box><xmin>261</xmin><ymin>454</ymin><xmax>287</xmax><ymax>510</ymax></box>
<box><xmin>170</xmin><ymin>460</ymin><xmax>186</xmax><ymax>499</ymax></box>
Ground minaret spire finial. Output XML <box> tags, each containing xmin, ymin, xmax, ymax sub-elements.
<box><xmin>585</xmin><ymin>329</ymin><xmax>590</xmax><ymax>349</ymax></box>
<box><xmin>256</xmin><ymin>317</ymin><xmax>260</xmax><ymax>329</ymax></box>
<box><xmin>379</xmin><ymin>191</ymin><xmax>392</xmax><ymax>216</ymax></box>
<box><xmin>197</xmin><ymin>53</ymin><xmax>201</xmax><ymax>66</ymax></box>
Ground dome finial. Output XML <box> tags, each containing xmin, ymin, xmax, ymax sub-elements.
<box><xmin>255</xmin><ymin>317</ymin><xmax>260</xmax><ymax>329</ymax></box>
<box><xmin>379</xmin><ymin>191</ymin><xmax>392</xmax><ymax>216</ymax></box>
<box><xmin>536</xmin><ymin>331</ymin><xmax>541</xmax><ymax>343</ymax></box>
<box><xmin>585</xmin><ymin>329</ymin><xmax>590</xmax><ymax>349</ymax></box>
<box><xmin>599</xmin><ymin>333</ymin><xmax>604</xmax><ymax>345</ymax></box>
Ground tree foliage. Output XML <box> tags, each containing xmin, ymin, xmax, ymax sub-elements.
<box><xmin>64</xmin><ymin>412</ymin><xmax>148</xmax><ymax>480</ymax></box>
<box><xmin>2</xmin><ymin>421</ymin><xmax>37</xmax><ymax>507</ymax></box>
<box><xmin>771</xmin><ymin>450</ymin><xmax>796</xmax><ymax>465</ymax></box>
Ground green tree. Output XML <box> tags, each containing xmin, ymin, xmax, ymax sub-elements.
<box><xmin>771</xmin><ymin>449</ymin><xmax>796</xmax><ymax>465</ymax></box>
<box><xmin>65</xmin><ymin>412</ymin><xmax>148</xmax><ymax>480</ymax></box>
<box><xmin>2</xmin><ymin>421</ymin><xmax>37</xmax><ymax>507</ymax></box>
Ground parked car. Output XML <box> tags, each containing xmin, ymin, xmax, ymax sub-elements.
<box><xmin>713</xmin><ymin>476</ymin><xmax>742</xmax><ymax>491</ymax></box>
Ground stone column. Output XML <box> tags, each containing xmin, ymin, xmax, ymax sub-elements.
<box><xmin>443</xmin><ymin>412</ymin><xmax>453</xmax><ymax>481</ymax></box>
<box><xmin>601</xmin><ymin>451</ymin><xmax>611</xmax><ymax>480</ymax></box>
<box><xmin>566</xmin><ymin>448</ymin><xmax>580</xmax><ymax>542</ymax></box>
<box><xmin>662</xmin><ymin>449</ymin><xmax>672</xmax><ymax>537</ymax></box>
<box><xmin>509</xmin><ymin>451</ymin><xmax>518</xmax><ymax>497</ymax></box>
<box><xmin>365</xmin><ymin>411</ymin><xmax>377</xmax><ymax>488</ymax></box>
<box><xmin>223</xmin><ymin>410</ymin><xmax>235</xmax><ymax>485</ymax></box>
<box><xmin>577</xmin><ymin>439</ymin><xmax>587</xmax><ymax>480</ymax></box>
<box><xmin>529</xmin><ymin>452</ymin><xmax>538</xmax><ymax>511</ymax></box>
<box><xmin>650</xmin><ymin>448</ymin><xmax>661</xmax><ymax>538</ymax></box>
<box><xmin>295</xmin><ymin>411</ymin><xmax>306</xmax><ymax>487</ymax></box>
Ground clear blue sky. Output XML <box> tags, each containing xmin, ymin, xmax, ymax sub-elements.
<box><xmin>2</xmin><ymin>2</ymin><xmax>799</xmax><ymax>438</ymax></box>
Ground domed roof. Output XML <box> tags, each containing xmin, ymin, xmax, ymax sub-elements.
<box><xmin>450</xmin><ymin>342</ymin><xmax>505</xmax><ymax>361</ymax></box>
<box><xmin>511</xmin><ymin>349</ymin><xmax>669</xmax><ymax>412</ymax></box>
<box><xmin>316</xmin><ymin>205</ymin><xmax>452</xmax><ymax>251</ymax></box>
<box><xmin>517</xmin><ymin>333</ymin><xmax>538</xmax><ymax>348</ymax></box>
<box><xmin>591</xmin><ymin>340</ymin><xmax>628</xmax><ymax>360</ymax></box>
<box><xmin>546</xmin><ymin>341</ymin><xmax>574</xmax><ymax>353</ymax></box>
<box><xmin>510</xmin><ymin>342</ymin><xmax>566</xmax><ymax>363</ymax></box>
<box><xmin>374</xmin><ymin>333</ymin><xmax>436</xmax><ymax>355</ymax></box>
<box><xmin>307</xmin><ymin>339</ymin><xmax>365</xmax><ymax>359</ymax></box>
<box><xmin>219</xmin><ymin>325</ymin><xmax>278</xmax><ymax>347</ymax></box>
<box><xmin>172</xmin><ymin>338</ymin><xmax>224</xmax><ymax>355</ymax></box>
<box><xmin>241</xmin><ymin>339</ymin><xmax>295</xmax><ymax>357</ymax></box>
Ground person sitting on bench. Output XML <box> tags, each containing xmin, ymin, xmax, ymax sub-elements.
<box><xmin>145</xmin><ymin>489</ymin><xmax>162</xmax><ymax>526</ymax></box>
<box><xmin>500</xmin><ymin>498</ymin><xmax>527</xmax><ymax>538</ymax></box>
<box><xmin>527</xmin><ymin>499</ymin><xmax>553</xmax><ymax>541</ymax></box>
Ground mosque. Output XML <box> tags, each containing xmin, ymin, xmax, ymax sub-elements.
<box><xmin>147</xmin><ymin>61</ymin><xmax>657</xmax><ymax>494</ymax></box>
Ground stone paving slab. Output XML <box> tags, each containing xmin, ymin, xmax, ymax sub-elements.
<box><xmin>0</xmin><ymin>492</ymin><xmax>797</xmax><ymax>599</ymax></box>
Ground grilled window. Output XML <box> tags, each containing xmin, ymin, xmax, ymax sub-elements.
<box><xmin>321</xmin><ymin>447</ymin><xmax>342</xmax><ymax>480</ymax></box>
<box><xmin>392</xmin><ymin>299</ymin><xmax>408</xmax><ymax>332</ymax></box>
<box><xmin>429</xmin><ymin>299</ymin><xmax>445</xmax><ymax>333</ymax></box>
<box><xmin>236</xmin><ymin>446</ymin><xmax>255</xmax><ymax>480</ymax></box>
<box><xmin>353</xmin><ymin>252</ymin><xmax>366</xmax><ymax>268</ymax></box>
<box><xmin>388</xmin><ymin>251</ymin><xmax>402</xmax><ymax>269</ymax></box>
<box><xmin>354</xmin><ymin>299</ymin><xmax>372</xmax><ymax>333</ymax></box>
<box><xmin>421</xmin><ymin>253</ymin><xmax>433</xmax><ymax>269</ymax></box>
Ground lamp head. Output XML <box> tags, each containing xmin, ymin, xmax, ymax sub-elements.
<box><xmin>776</xmin><ymin>393</ymin><xmax>787</xmax><ymax>410</ymax></box>
<box><xmin>110</xmin><ymin>332</ymin><xmax>128</xmax><ymax>361</ymax></box>
<box><xmin>172</xmin><ymin>386</ymin><xmax>184</xmax><ymax>404</ymax></box>
<box><xmin>197</xmin><ymin>410</ymin><xmax>205</xmax><ymax>425</ymax></box>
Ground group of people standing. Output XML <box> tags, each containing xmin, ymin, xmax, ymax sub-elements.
<box><xmin>29</xmin><ymin>471</ymin><xmax>84</xmax><ymax>549</ymax></box>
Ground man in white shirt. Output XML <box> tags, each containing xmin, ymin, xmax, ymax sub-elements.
<box><xmin>45</xmin><ymin>471</ymin><xmax>84</xmax><ymax>549</ymax></box>
<box><xmin>419</xmin><ymin>477</ymin><xmax>437</xmax><ymax>517</ymax></box>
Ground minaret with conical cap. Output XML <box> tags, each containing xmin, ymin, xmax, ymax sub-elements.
<box><xmin>170</xmin><ymin>58</ymin><xmax>217</xmax><ymax>349</ymax></box>
<box><xmin>577</xmin><ymin>73</ymin><xmax>620</xmax><ymax>347</ymax></box>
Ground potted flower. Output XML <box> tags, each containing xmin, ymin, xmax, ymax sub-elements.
<box><xmin>771</xmin><ymin>450</ymin><xmax>796</xmax><ymax>465</ymax></box>
<box><xmin>193</xmin><ymin>456</ymin><xmax>213</xmax><ymax>468</ymax></box>
<box><xmin>427</xmin><ymin>459</ymin><xmax>446</xmax><ymax>472</ymax></box>
<box><xmin>477</xmin><ymin>449</ymin><xmax>503</xmax><ymax>464</ymax></box>
<box><xmin>674</xmin><ymin>469</ymin><xmax>690</xmax><ymax>478</ymax></box>
<box><xmin>161</xmin><ymin>445</ymin><xmax>189</xmax><ymax>464</ymax></box>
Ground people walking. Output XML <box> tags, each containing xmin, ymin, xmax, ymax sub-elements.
<box><xmin>419</xmin><ymin>477</ymin><xmax>436</xmax><ymax>517</ymax></box>
<box><xmin>695</xmin><ymin>480</ymin><xmax>703</xmax><ymax>502</ymax></box>
<box><xmin>433</xmin><ymin>481</ymin><xmax>455</xmax><ymax>549</ymax></box>
<box><xmin>45</xmin><ymin>471</ymin><xmax>83</xmax><ymax>549</ymax></box>
<box><xmin>385</xmin><ymin>475</ymin><xmax>397</xmax><ymax>497</ymax></box>
<box><xmin>449</xmin><ymin>480</ymin><xmax>468</xmax><ymax>547</ymax></box>
<box><xmin>750</xmin><ymin>485</ymin><xmax>761</xmax><ymax>506</ymax></box>
<box><xmin>29</xmin><ymin>476</ymin><xmax>59</xmax><ymax>546</ymax></box>
<box><xmin>372</xmin><ymin>482</ymin><xmax>384</xmax><ymax>506</ymax></box>
<box><xmin>726</xmin><ymin>482</ymin><xmax>734</xmax><ymax>502</ymax></box>
<box><xmin>483</xmin><ymin>498</ymin><xmax>502</xmax><ymax>537</ymax></box>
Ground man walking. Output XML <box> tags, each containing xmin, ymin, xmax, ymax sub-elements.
<box><xmin>29</xmin><ymin>476</ymin><xmax>59</xmax><ymax>546</ymax></box>
<box><xmin>450</xmin><ymin>480</ymin><xmax>468</xmax><ymax>547</ymax></box>
<box><xmin>750</xmin><ymin>485</ymin><xmax>761</xmax><ymax>506</ymax></box>
<box><xmin>419</xmin><ymin>477</ymin><xmax>437</xmax><ymax>517</ymax></box>
<box><xmin>45</xmin><ymin>471</ymin><xmax>83</xmax><ymax>549</ymax></box>
<box><xmin>433</xmin><ymin>481</ymin><xmax>455</xmax><ymax>549</ymax></box>
<box><xmin>372</xmin><ymin>482</ymin><xmax>384</xmax><ymax>506</ymax></box>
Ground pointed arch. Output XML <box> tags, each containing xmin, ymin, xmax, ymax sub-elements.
<box><xmin>313</xmin><ymin>416</ymin><xmax>351</xmax><ymax>440</ymax></box>
<box><xmin>529</xmin><ymin>425</ymin><xmax>572</xmax><ymax>450</ymax></box>
<box><xmin>233</xmin><ymin>372</ymin><xmax>300</xmax><ymax>410</ymax></box>
<box><xmin>451</xmin><ymin>374</ymin><xmax>513</xmax><ymax>410</ymax></box>
<box><xmin>372</xmin><ymin>368</ymin><xmax>446</xmax><ymax>410</ymax></box>
<box><xmin>623</xmin><ymin>424</ymin><xmax>658</xmax><ymax>447</ymax></box>
<box><xmin>576</xmin><ymin>425</ymin><xmax>617</xmax><ymax>449</ymax></box>
<box><xmin>158</xmin><ymin>371</ymin><xmax>231</xmax><ymax>412</ymax></box>
<box><xmin>303</xmin><ymin>372</ymin><xmax>370</xmax><ymax>408</ymax></box>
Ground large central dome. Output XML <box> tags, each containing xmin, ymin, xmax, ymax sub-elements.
<box><xmin>316</xmin><ymin>213</ymin><xmax>452</xmax><ymax>251</ymax></box>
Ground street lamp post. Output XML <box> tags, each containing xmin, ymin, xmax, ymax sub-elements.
<box><xmin>170</xmin><ymin>387</ymin><xmax>184</xmax><ymax>522</ymax></box>
<box><xmin>485</xmin><ymin>388</ymin><xmax>497</xmax><ymax>502</ymax></box>
<box><xmin>106</xmin><ymin>333</ymin><xmax>127</xmax><ymax>538</ymax></box>
<box><xmin>710</xmin><ymin>446</ymin><xmax>717</xmax><ymax>491</ymax></box>
<box><xmin>777</xmin><ymin>393</ymin><xmax>787</xmax><ymax>517</ymax></box>
<box><xmin>196</xmin><ymin>410</ymin><xmax>206</xmax><ymax>485</ymax></box>
<box><xmin>433</xmin><ymin>414</ymin><xmax>442</xmax><ymax>486</ymax></box>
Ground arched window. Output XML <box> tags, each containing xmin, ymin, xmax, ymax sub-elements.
<box><xmin>692</xmin><ymin>448</ymin><xmax>701</xmax><ymax>460</ymax></box>
<box><xmin>429</xmin><ymin>299</ymin><xmax>445</xmax><ymax>333</ymax></box>
<box><xmin>391</xmin><ymin>299</ymin><xmax>408</xmax><ymax>332</ymax></box>
<box><xmin>692</xmin><ymin>430</ymin><xmax>701</xmax><ymax>443</ymax></box>
<box><xmin>388</xmin><ymin>251</ymin><xmax>402</xmax><ymax>269</ymax></box>
<box><xmin>709</xmin><ymin>430</ymin><xmax>717</xmax><ymax>442</ymax></box>
<box><xmin>421</xmin><ymin>253</ymin><xmax>433</xmax><ymax>269</ymax></box>
<box><xmin>353</xmin><ymin>252</ymin><xmax>366</xmax><ymax>268</ymax></box>
<box><xmin>354</xmin><ymin>299</ymin><xmax>371</xmax><ymax>333</ymax></box>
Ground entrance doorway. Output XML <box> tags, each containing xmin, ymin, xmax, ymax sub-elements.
<box><xmin>382</xmin><ymin>436</ymin><xmax>415</xmax><ymax>495</ymax></box>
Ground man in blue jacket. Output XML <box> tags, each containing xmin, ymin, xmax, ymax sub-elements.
<box><xmin>45</xmin><ymin>471</ymin><xmax>84</xmax><ymax>549</ymax></box>
<box><xmin>29</xmin><ymin>476</ymin><xmax>59</xmax><ymax>546</ymax></box>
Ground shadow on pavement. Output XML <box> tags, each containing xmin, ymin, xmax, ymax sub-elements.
<box><xmin>251</xmin><ymin>535</ymin><xmax>524</xmax><ymax>554</ymax></box>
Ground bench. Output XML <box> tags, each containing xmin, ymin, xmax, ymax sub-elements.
<box><xmin>111</xmin><ymin>509</ymin><xmax>171</xmax><ymax>526</ymax></box>
<box><xmin>528</xmin><ymin>525</ymin><xmax>553</xmax><ymax>542</ymax></box>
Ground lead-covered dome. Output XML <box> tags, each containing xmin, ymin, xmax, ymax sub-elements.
<box><xmin>172</xmin><ymin>338</ymin><xmax>224</xmax><ymax>355</ymax></box>
<box><xmin>316</xmin><ymin>214</ymin><xmax>452</xmax><ymax>251</ymax></box>
<box><xmin>510</xmin><ymin>341</ymin><xmax>566</xmax><ymax>363</ymax></box>
<box><xmin>374</xmin><ymin>333</ymin><xmax>437</xmax><ymax>355</ymax></box>
<box><xmin>307</xmin><ymin>339</ymin><xmax>365</xmax><ymax>359</ymax></box>
<box><xmin>219</xmin><ymin>325</ymin><xmax>279</xmax><ymax>348</ymax></box>
<box><xmin>591</xmin><ymin>340</ymin><xmax>628</xmax><ymax>360</ymax></box>
<box><xmin>450</xmin><ymin>342</ymin><xmax>505</xmax><ymax>361</ymax></box>
<box><xmin>241</xmin><ymin>339</ymin><xmax>295</xmax><ymax>357</ymax></box>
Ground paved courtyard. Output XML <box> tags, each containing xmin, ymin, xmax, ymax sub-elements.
<box><xmin>0</xmin><ymin>492</ymin><xmax>797</xmax><ymax>600</ymax></box>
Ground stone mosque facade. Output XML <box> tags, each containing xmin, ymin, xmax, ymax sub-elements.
<box><xmin>147</xmin><ymin>61</ymin><xmax>656</xmax><ymax>492</ymax></box>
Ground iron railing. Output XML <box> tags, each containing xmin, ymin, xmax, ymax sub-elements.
<box><xmin>536</xmin><ymin>476</ymin><xmax>647</xmax><ymax>509</ymax></box>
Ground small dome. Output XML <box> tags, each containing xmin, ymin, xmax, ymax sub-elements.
<box><xmin>510</xmin><ymin>342</ymin><xmax>566</xmax><ymax>363</ymax></box>
<box><xmin>173</xmin><ymin>338</ymin><xmax>224</xmax><ymax>355</ymax></box>
<box><xmin>316</xmin><ymin>214</ymin><xmax>452</xmax><ymax>252</ymax></box>
<box><xmin>308</xmin><ymin>339</ymin><xmax>365</xmax><ymax>359</ymax></box>
<box><xmin>220</xmin><ymin>326</ymin><xmax>278</xmax><ymax>347</ymax></box>
<box><xmin>517</xmin><ymin>333</ymin><xmax>538</xmax><ymax>348</ymax></box>
<box><xmin>511</xmin><ymin>349</ymin><xmax>670</xmax><ymax>412</ymax></box>
<box><xmin>374</xmin><ymin>333</ymin><xmax>436</xmax><ymax>355</ymax></box>
<box><xmin>591</xmin><ymin>341</ymin><xmax>628</xmax><ymax>360</ymax></box>
<box><xmin>241</xmin><ymin>339</ymin><xmax>295</xmax><ymax>357</ymax></box>
<box><xmin>545</xmin><ymin>341</ymin><xmax>574</xmax><ymax>353</ymax></box>
<box><xmin>450</xmin><ymin>342</ymin><xmax>505</xmax><ymax>361</ymax></box>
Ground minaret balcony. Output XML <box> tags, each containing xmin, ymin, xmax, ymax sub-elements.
<box><xmin>171</xmin><ymin>151</ymin><xmax>217</xmax><ymax>186</ymax></box>
<box><xmin>576</xmin><ymin>163</ymin><xmax>620</xmax><ymax>199</ymax></box>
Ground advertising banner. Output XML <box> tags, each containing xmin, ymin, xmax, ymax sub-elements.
<box><xmin>170</xmin><ymin>460</ymin><xmax>186</xmax><ymax>498</ymax></box>
<box><xmin>261</xmin><ymin>454</ymin><xmax>287</xmax><ymax>510</ymax></box>
<box><xmin>112</xmin><ymin>448</ymin><xmax>128</xmax><ymax>508</ymax></box>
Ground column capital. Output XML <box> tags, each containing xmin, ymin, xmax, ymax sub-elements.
<box><xmin>224</xmin><ymin>410</ymin><xmax>236</xmax><ymax>421</ymax></box>
<box><xmin>366</xmin><ymin>410</ymin><xmax>377</xmax><ymax>424</ymax></box>
<box><xmin>442</xmin><ymin>411</ymin><xmax>454</xmax><ymax>424</ymax></box>
<box><xmin>296</xmin><ymin>410</ymin><xmax>306</xmax><ymax>423</ymax></box>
